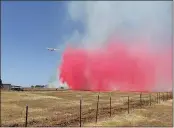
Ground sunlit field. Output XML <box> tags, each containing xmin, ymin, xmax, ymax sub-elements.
<box><xmin>1</xmin><ymin>90</ymin><xmax>172</xmax><ymax>127</ymax></box>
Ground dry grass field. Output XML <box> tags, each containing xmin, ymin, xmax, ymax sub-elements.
<box><xmin>86</xmin><ymin>99</ymin><xmax>173</xmax><ymax>127</ymax></box>
<box><xmin>1</xmin><ymin>90</ymin><xmax>172</xmax><ymax>127</ymax></box>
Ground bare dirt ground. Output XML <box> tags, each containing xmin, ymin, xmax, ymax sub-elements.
<box><xmin>1</xmin><ymin>90</ymin><xmax>172</xmax><ymax>127</ymax></box>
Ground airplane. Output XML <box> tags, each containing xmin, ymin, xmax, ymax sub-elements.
<box><xmin>46</xmin><ymin>48</ymin><xmax>59</xmax><ymax>51</ymax></box>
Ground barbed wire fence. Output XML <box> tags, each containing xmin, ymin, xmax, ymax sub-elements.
<box><xmin>10</xmin><ymin>92</ymin><xmax>173</xmax><ymax>127</ymax></box>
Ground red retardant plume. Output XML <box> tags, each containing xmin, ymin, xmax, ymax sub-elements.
<box><xmin>59</xmin><ymin>39</ymin><xmax>172</xmax><ymax>92</ymax></box>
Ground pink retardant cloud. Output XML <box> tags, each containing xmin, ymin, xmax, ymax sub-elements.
<box><xmin>59</xmin><ymin>39</ymin><xmax>172</xmax><ymax>92</ymax></box>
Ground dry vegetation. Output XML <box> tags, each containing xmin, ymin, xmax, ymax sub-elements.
<box><xmin>1</xmin><ymin>90</ymin><xmax>172</xmax><ymax>127</ymax></box>
<box><xmin>86</xmin><ymin>100</ymin><xmax>173</xmax><ymax>127</ymax></box>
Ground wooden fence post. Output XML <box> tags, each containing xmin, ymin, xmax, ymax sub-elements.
<box><xmin>128</xmin><ymin>96</ymin><xmax>130</xmax><ymax>114</ymax></box>
<box><xmin>96</xmin><ymin>94</ymin><xmax>99</xmax><ymax>123</ymax></box>
<box><xmin>25</xmin><ymin>105</ymin><xmax>28</xmax><ymax>127</ymax></box>
<box><xmin>159</xmin><ymin>92</ymin><xmax>160</xmax><ymax>104</ymax></box>
<box><xmin>164</xmin><ymin>92</ymin><xmax>166</xmax><ymax>101</ymax></box>
<box><xmin>168</xmin><ymin>92</ymin><xmax>171</xmax><ymax>99</ymax></box>
<box><xmin>170</xmin><ymin>92</ymin><xmax>173</xmax><ymax>99</ymax></box>
<box><xmin>163</xmin><ymin>93</ymin><xmax>164</xmax><ymax>101</ymax></box>
<box><xmin>156</xmin><ymin>93</ymin><xmax>158</xmax><ymax>103</ymax></box>
<box><xmin>140</xmin><ymin>93</ymin><xmax>142</xmax><ymax>108</ymax></box>
<box><xmin>166</xmin><ymin>92</ymin><xmax>168</xmax><ymax>100</ymax></box>
<box><xmin>110</xmin><ymin>96</ymin><xmax>111</xmax><ymax>117</ymax></box>
<box><xmin>149</xmin><ymin>94</ymin><xmax>151</xmax><ymax>106</ymax></box>
<box><xmin>169</xmin><ymin>92</ymin><xmax>171</xmax><ymax>99</ymax></box>
<box><xmin>80</xmin><ymin>98</ymin><xmax>82</xmax><ymax>127</ymax></box>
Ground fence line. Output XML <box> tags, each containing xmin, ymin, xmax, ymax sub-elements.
<box><xmin>22</xmin><ymin>92</ymin><xmax>172</xmax><ymax>127</ymax></box>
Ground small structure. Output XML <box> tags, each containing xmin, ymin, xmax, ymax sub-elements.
<box><xmin>11</xmin><ymin>85</ymin><xmax>24</xmax><ymax>91</ymax></box>
<box><xmin>2</xmin><ymin>83</ymin><xmax>12</xmax><ymax>90</ymax></box>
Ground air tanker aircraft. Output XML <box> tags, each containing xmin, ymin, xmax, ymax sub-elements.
<box><xmin>46</xmin><ymin>48</ymin><xmax>59</xmax><ymax>51</ymax></box>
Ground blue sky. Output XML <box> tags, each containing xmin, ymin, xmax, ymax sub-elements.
<box><xmin>1</xmin><ymin>1</ymin><xmax>83</xmax><ymax>86</ymax></box>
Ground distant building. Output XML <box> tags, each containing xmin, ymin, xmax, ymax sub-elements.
<box><xmin>11</xmin><ymin>85</ymin><xmax>24</xmax><ymax>91</ymax></box>
<box><xmin>2</xmin><ymin>83</ymin><xmax>12</xmax><ymax>90</ymax></box>
<box><xmin>11</xmin><ymin>85</ymin><xmax>21</xmax><ymax>88</ymax></box>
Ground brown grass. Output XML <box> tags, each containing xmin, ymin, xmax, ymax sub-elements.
<box><xmin>86</xmin><ymin>100</ymin><xmax>173</xmax><ymax>127</ymax></box>
<box><xmin>1</xmin><ymin>90</ymin><xmax>172</xmax><ymax>127</ymax></box>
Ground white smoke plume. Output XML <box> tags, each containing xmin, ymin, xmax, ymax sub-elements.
<box><xmin>67</xmin><ymin>1</ymin><xmax>172</xmax><ymax>51</ymax></box>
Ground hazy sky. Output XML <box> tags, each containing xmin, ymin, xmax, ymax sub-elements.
<box><xmin>2</xmin><ymin>1</ymin><xmax>172</xmax><ymax>87</ymax></box>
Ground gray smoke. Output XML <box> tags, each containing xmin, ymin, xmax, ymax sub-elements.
<box><xmin>67</xmin><ymin>1</ymin><xmax>172</xmax><ymax>51</ymax></box>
